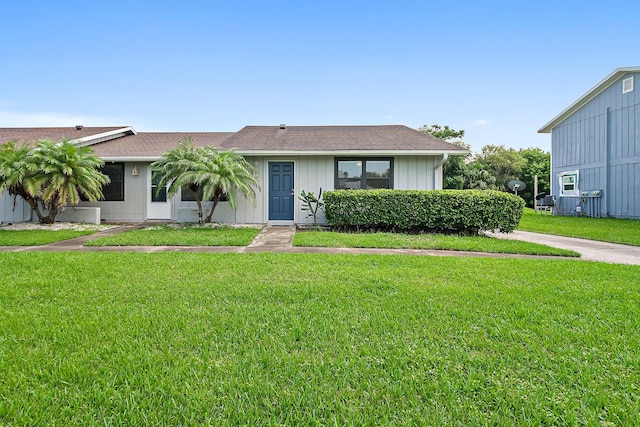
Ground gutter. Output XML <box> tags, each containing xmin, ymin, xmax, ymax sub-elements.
<box><xmin>434</xmin><ymin>153</ymin><xmax>449</xmax><ymax>168</ymax></box>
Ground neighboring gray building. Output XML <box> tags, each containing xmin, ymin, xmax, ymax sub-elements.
<box><xmin>539</xmin><ymin>66</ymin><xmax>640</xmax><ymax>218</ymax></box>
<box><xmin>0</xmin><ymin>124</ymin><xmax>467</xmax><ymax>224</ymax></box>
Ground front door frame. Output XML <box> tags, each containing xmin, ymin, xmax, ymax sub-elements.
<box><xmin>267</xmin><ymin>160</ymin><xmax>295</xmax><ymax>223</ymax></box>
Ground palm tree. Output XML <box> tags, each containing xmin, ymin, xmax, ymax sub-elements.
<box><xmin>0</xmin><ymin>139</ymin><xmax>109</xmax><ymax>224</ymax></box>
<box><xmin>151</xmin><ymin>138</ymin><xmax>260</xmax><ymax>224</ymax></box>
<box><xmin>33</xmin><ymin>140</ymin><xmax>110</xmax><ymax>223</ymax></box>
<box><xmin>0</xmin><ymin>141</ymin><xmax>41</xmax><ymax>214</ymax></box>
<box><xmin>202</xmin><ymin>149</ymin><xmax>260</xmax><ymax>223</ymax></box>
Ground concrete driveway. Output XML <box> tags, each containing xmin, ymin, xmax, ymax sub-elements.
<box><xmin>492</xmin><ymin>230</ymin><xmax>640</xmax><ymax>265</ymax></box>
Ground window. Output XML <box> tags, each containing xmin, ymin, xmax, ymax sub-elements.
<box><xmin>559</xmin><ymin>170</ymin><xmax>579</xmax><ymax>197</ymax></box>
<box><xmin>101</xmin><ymin>162</ymin><xmax>125</xmax><ymax>201</ymax></box>
<box><xmin>151</xmin><ymin>171</ymin><xmax>167</xmax><ymax>202</ymax></box>
<box><xmin>335</xmin><ymin>158</ymin><xmax>393</xmax><ymax>189</ymax></box>
<box><xmin>181</xmin><ymin>185</ymin><xmax>228</xmax><ymax>202</ymax></box>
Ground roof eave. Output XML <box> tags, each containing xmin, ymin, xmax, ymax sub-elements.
<box><xmin>538</xmin><ymin>66</ymin><xmax>640</xmax><ymax>133</ymax></box>
<box><xmin>234</xmin><ymin>149</ymin><xmax>469</xmax><ymax>156</ymax></box>
<box><xmin>101</xmin><ymin>156</ymin><xmax>160</xmax><ymax>162</ymax></box>
<box><xmin>100</xmin><ymin>149</ymin><xmax>468</xmax><ymax>162</ymax></box>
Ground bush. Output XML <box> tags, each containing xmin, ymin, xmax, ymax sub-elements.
<box><xmin>323</xmin><ymin>189</ymin><xmax>524</xmax><ymax>234</ymax></box>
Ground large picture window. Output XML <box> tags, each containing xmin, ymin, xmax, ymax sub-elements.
<box><xmin>335</xmin><ymin>158</ymin><xmax>393</xmax><ymax>190</ymax></box>
<box><xmin>101</xmin><ymin>162</ymin><xmax>125</xmax><ymax>201</ymax></box>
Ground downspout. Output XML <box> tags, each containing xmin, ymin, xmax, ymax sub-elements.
<box><xmin>604</xmin><ymin>107</ymin><xmax>610</xmax><ymax>217</ymax></box>
<box><xmin>434</xmin><ymin>153</ymin><xmax>449</xmax><ymax>169</ymax></box>
<box><xmin>434</xmin><ymin>153</ymin><xmax>449</xmax><ymax>189</ymax></box>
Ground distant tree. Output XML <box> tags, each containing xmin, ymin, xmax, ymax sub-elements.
<box><xmin>473</xmin><ymin>145</ymin><xmax>526</xmax><ymax>191</ymax></box>
<box><xmin>463</xmin><ymin>165</ymin><xmax>499</xmax><ymax>190</ymax></box>
<box><xmin>519</xmin><ymin>148</ymin><xmax>551</xmax><ymax>207</ymax></box>
<box><xmin>417</xmin><ymin>124</ymin><xmax>465</xmax><ymax>141</ymax></box>
<box><xmin>0</xmin><ymin>140</ymin><xmax>109</xmax><ymax>224</ymax></box>
<box><xmin>417</xmin><ymin>124</ymin><xmax>470</xmax><ymax>189</ymax></box>
<box><xmin>151</xmin><ymin>137</ymin><xmax>260</xmax><ymax>224</ymax></box>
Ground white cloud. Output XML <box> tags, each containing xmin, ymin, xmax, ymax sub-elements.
<box><xmin>0</xmin><ymin>109</ymin><xmax>140</xmax><ymax>128</ymax></box>
<box><xmin>472</xmin><ymin>119</ymin><xmax>490</xmax><ymax>126</ymax></box>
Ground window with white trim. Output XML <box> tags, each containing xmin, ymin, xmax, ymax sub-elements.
<box><xmin>559</xmin><ymin>171</ymin><xmax>579</xmax><ymax>197</ymax></box>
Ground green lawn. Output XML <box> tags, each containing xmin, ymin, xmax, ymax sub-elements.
<box><xmin>0</xmin><ymin>229</ymin><xmax>95</xmax><ymax>246</ymax></box>
<box><xmin>294</xmin><ymin>230</ymin><xmax>579</xmax><ymax>257</ymax></box>
<box><xmin>518</xmin><ymin>208</ymin><xmax>640</xmax><ymax>246</ymax></box>
<box><xmin>1</xmin><ymin>252</ymin><xmax>638</xmax><ymax>425</ymax></box>
<box><xmin>86</xmin><ymin>224</ymin><xmax>261</xmax><ymax>246</ymax></box>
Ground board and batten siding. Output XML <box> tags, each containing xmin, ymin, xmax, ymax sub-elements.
<box><xmin>0</xmin><ymin>190</ymin><xmax>31</xmax><ymax>223</ymax></box>
<box><xmin>551</xmin><ymin>71</ymin><xmax>640</xmax><ymax>218</ymax></box>
<box><xmin>1</xmin><ymin>154</ymin><xmax>446</xmax><ymax>224</ymax></box>
<box><xmin>234</xmin><ymin>155</ymin><xmax>443</xmax><ymax>224</ymax></box>
<box><xmin>394</xmin><ymin>156</ymin><xmax>440</xmax><ymax>191</ymax></box>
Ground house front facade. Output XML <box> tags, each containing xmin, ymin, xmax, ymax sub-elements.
<box><xmin>539</xmin><ymin>67</ymin><xmax>640</xmax><ymax>219</ymax></box>
<box><xmin>0</xmin><ymin>124</ymin><xmax>467</xmax><ymax>224</ymax></box>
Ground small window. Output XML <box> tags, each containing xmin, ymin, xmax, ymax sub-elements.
<box><xmin>102</xmin><ymin>162</ymin><xmax>125</xmax><ymax>201</ymax></box>
<box><xmin>151</xmin><ymin>171</ymin><xmax>167</xmax><ymax>202</ymax></box>
<box><xmin>622</xmin><ymin>77</ymin><xmax>634</xmax><ymax>94</ymax></box>
<box><xmin>559</xmin><ymin>171</ymin><xmax>579</xmax><ymax>197</ymax></box>
<box><xmin>335</xmin><ymin>158</ymin><xmax>393</xmax><ymax>189</ymax></box>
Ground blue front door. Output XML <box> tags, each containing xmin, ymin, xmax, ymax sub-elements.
<box><xmin>269</xmin><ymin>162</ymin><xmax>294</xmax><ymax>220</ymax></box>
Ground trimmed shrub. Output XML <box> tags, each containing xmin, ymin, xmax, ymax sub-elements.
<box><xmin>323</xmin><ymin>189</ymin><xmax>524</xmax><ymax>234</ymax></box>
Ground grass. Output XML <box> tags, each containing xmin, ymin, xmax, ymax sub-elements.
<box><xmin>294</xmin><ymin>230</ymin><xmax>579</xmax><ymax>257</ymax></box>
<box><xmin>0</xmin><ymin>229</ymin><xmax>95</xmax><ymax>246</ymax></box>
<box><xmin>518</xmin><ymin>208</ymin><xmax>640</xmax><ymax>246</ymax></box>
<box><xmin>85</xmin><ymin>224</ymin><xmax>261</xmax><ymax>246</ymax></box>
<box><xmin>1</xmin><ymin>252</ymin><xmax>638</xmax><ymax>425</ymax></box>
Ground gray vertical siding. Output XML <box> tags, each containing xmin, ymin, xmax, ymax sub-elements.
<box><xmin>3</xmin><ymin>155</ymin><xmax>447</xmax><ymax>224</ymax></box>
<box><xmin>551</xmin><ymin>71</ymin><xmax>640</xmax><ymax>218</ymax></box>
<box><xmin>79</xmin><ymin>162</ymin><xmax>147</xmax><ymax>222</ymax></box>
<box><xmin>0</xmin><ymin>190</ymin><xmax>31</xmax><ymax>223</ymax></box>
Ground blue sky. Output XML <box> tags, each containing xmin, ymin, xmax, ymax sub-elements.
<box><xmin>1</xmin><ymin>1</ymin><xmax>638</xmax><ymax>152</ymax></box>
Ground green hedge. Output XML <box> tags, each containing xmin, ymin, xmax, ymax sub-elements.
<box><xmin>323</xmin><ymin>190</ymin><xmax>524</xmax><ymax>234</ymax></box>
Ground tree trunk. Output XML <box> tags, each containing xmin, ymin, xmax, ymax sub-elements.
<box><xmin>42</xmin><ymin>206</ymin><xmax>58</xmax><ymax>224</ymax></box>
<box><xmin>205</xmin><ymin>198</ymin><xmax>219</xmax><ymax>223</ymax></box>
<box><xmin>17</xmin><ymin>190</ymin><xmax>48</xmax><ymax>224</ymax></box>
<box><xmin>194</xmin><ymin>189</ymin><xmax>204</xmax><ymax>224</ymax></box>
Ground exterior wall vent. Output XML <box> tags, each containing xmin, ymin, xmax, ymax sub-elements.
<box><xmin>622</xmin><ymin>76</ymin><xmax>634</xmax><ymax>94</ymax></box>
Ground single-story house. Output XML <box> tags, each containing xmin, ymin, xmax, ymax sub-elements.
<box><xmin>539</xmin><ymin>66</ymin><xmax>640</xmax><ymax>218</ymax></box>
<box><xmin>0</xmin><ymin>124</ymin><xmax>468</xmax><ymax>224</ymax></box>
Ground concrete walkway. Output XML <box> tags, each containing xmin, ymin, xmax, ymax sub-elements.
<box><xmin>1</xmin><ymin>224</ymin><xmax>639</xmax><ymax>265</ymax></box>
<box><xmin>242</xmin><ymin>225</ymin><xmax>296</xmax><ymax>252</ymax></box>
<box><xmin>491</xmin><ymin>230</ymin><xmax>640</xmax><ymax>265</ymax></box>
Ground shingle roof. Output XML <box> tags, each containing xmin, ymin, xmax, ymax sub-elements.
<box><xmin>221</xmin><ymin>125</ymin><xmax>466</xmax><ymax>152</ymax></box>
<box><xmin>0</xmin><ymin>127</ymin><xmax>127</xmax><ymax>144</ymax></box>
<box><xmin>1</xmin><ymin>125</ymin><xmax>467</xmax><ymax>158</ymax></box>
<box><xmin>90</xmin><ymin>132</ymin><xmax>234</xmax><ymax>158</ymax></box>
